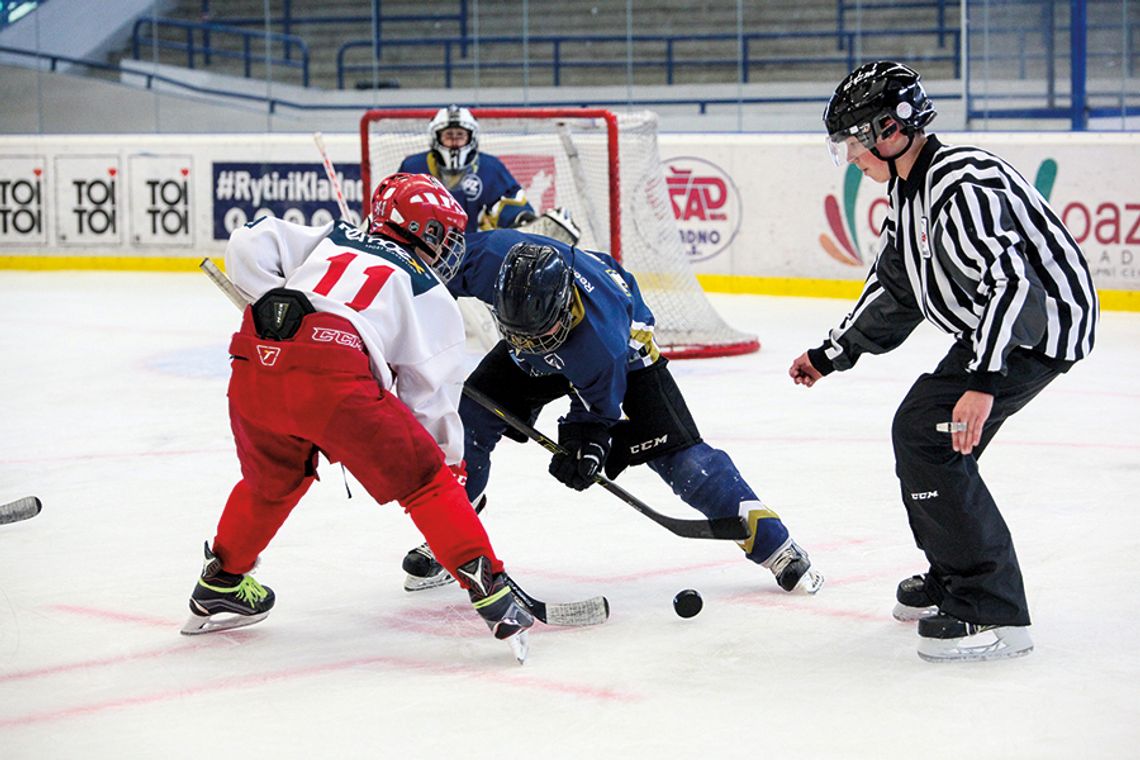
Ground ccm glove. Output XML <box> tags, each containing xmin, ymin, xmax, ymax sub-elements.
<box><xmin>549</xmin><ymin>421</ymin><xmax>611</xmax><ymax>491</ymax></box>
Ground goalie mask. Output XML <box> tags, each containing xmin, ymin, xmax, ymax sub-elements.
<box><xmin>429</xmin><ymin>105</ymin><xmax>480</xmax><ymax>177</ymax></box>
<box><xmin>368</xmin><ymin>173</ymin><xmax>469</xmax><ymax>282</ymax></box>
<box><xmin>824</xmin><ymin>60</ymin><xmax>936</xmax><ymax>166</ymax></box>
<box><xmin>493</xmin><ymin>242</ymin><xmax>575</xmax><ymax>354</ymax></box>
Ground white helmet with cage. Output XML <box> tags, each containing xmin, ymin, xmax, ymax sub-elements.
<box><xmin>428</xmin><ymin>105</ymin><xmax>480</xmax><ymax>177</ymax></box>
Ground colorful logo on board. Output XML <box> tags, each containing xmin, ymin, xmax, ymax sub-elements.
<box><xmin>665</xmin><ymin>157</ymin><xmax>741</xmax><ymax>262</ymax></box>
<box><xmin>819</xmin><ymin>158</ymin><xmax>1060</xmax><ymax>267</ymax></box>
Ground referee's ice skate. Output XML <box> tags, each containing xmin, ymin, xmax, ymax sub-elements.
<box><xmin>916</xmin><ymin>612</ymin><xmax>1033</xmax><ymax>663</ymax></box>
<box><xmin>181</xmin><ymin>542</ymin><xmax>275</xmax><ymax>635</ymax></box>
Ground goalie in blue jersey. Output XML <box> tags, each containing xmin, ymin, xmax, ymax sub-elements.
<box><xmin>401</xmin><ymin>226</ymin><xmax>824</xmax><ymax>596</ymax></box>
<box><xmin>398</xmin><ymin>105</ymin><xmax>536</xmax><ymax>232</ymax></box>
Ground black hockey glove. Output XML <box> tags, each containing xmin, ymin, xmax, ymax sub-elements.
<box><xmin>549</xmin><ymin>421</ymin><xmax>611</xmax><ymax>491</ymax></box>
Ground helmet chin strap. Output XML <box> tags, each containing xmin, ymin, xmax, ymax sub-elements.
<box><xmin>870</xmin><ymin>132</ymin><xmax>915</xmax><ymax>179</ymax></box>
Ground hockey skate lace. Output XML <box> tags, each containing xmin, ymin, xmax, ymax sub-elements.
<box><xmin>234</xmin><ymin>576</ymin><xmax>269</xmax><ymax>605</ymax></box>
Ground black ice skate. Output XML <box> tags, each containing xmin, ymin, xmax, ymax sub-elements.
<box><xmin>181</xmin><ymin>542</ymin><xmax>275</xmax><ymax>635</ymax></box>
<box><xmin>456</xmin><ymin>555</ymin><xmax>534</xmax><ymax>665</ymax></box>
<box><xmin>762</xmin><ymin>538</ymin><xmax>824</xmax><ymax>594</ymax></box>
<box><xmin>401</xmin><ymin>542</ymin><xmax>456</xmax><ymax>592</ymax></box>
<box><xmin>892</xmin><ymin>574</ymin><xmax>939</xmax><ymax>622</ymax></box>
<box><xmin>401</xmin><ymin>496</ymin><xmax>484</xmax><ymax>592</ymax></box>
<box><xmin>916</xmin><ymin>611</ymin><xmax>1033</xmax><ymax>663</ymax></box>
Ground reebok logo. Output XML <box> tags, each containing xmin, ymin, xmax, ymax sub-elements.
<box><xmin>910</xmin><ymin>490</ymin><xmax>939</xmax><ymax>501</ymax></box>
<box><xmin>256</xmin><ymin>345</ymin><xmax>281</xmax><ymax>366</ymax></box>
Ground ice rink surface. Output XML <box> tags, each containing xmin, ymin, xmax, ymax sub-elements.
<box><xmin>1</xmin><ymin>271</ymin><xmax>1138</xmax><ymax>759</ymax></box>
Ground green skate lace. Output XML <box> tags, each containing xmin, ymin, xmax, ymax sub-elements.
<box><xmin>233</xmin><ymin>576</ymin><xmax>268</xmax><ymax>605</ymax></box>
<box><xmin>201</xmin><ymin>575</ymin><xmax>269</xmax><ymax>608</ymax></box>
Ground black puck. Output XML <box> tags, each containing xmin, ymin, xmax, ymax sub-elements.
<box><xmin>673</xmin><ymin>589</ymin><xmax>703</xmax><ymax>618</ymax></box>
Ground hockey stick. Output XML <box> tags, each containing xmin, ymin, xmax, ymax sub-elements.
<box><xmin>0</xmin><ymin>496</ymin><xmax>42</xmax><ymax>525</ymax></box>
<box><xmin>462</xmin><ymin>385</ymin><xmax>750</xmax><ymax>541</ymax></box>
<box><xmin>196</xmin><ymin>262</ymin><xmax>606</xmax><ymax>622</ymax></box>
<box><xmin>312</xmin><ymin>131</ymin><xmax>353</xmax><ymax>222</ymax></box>
<box><xmin>199</xmin><ymin>258</ymin><xmax>247</xmax><ymax>310</ymax></box>
<box><xmin>505</xmin><ymin>575</ymin><xmax>609</xmax><ymax>627</ymax></box>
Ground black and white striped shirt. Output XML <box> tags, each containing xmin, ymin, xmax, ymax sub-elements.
<box><xmin>811</xmin><ymin>135</ymin><xmax>1098</xmax><ymax>390</ymax></box>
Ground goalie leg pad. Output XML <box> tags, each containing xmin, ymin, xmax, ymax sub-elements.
<box><xmin>605</xmin><ymin>358</ymin><xmax>702</xmax><ymax>479</ymax></box>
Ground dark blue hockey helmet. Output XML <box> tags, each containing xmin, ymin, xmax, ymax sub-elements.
<box><xmin>824</xmin><ymin>61</ymin><xmax>936</xmax><ymax>165</ymax></box>
<box><xmin>493</xmin><ymin>242</ymin><xmax>575</xmax><ymax>354</ymax></box>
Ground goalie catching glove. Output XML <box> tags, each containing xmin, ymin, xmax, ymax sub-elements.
<box><xmin>549</xmin><ymin>421</ymin><xmax>610</xmax><ymax>491</ymax></box>
<box><xmin>514</xmin><ymin>207</ymin><xmax>582</xmax><ymax>246</ymax></box>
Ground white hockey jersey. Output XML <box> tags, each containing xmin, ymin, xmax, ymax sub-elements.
<box><xmin>224</xmin><ymin>217</ymin><xmax>467</xmax><ymax>465</ymax></box>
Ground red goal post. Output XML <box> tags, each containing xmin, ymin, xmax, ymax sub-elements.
<box><xmin>360</xmin><ymin>106</ymin><xmax>759</xmax><ymax>359</ymax></box>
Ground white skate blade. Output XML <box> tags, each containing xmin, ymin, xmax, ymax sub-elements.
<box><xmin>507</xmin><ymin>630</ymin><xmax>529</xmax><ymax>665</ymax></box>
<box><xmin>180</xmin><ymin>610</ymin><xmax>270</xmax><ymax>636</ymax></box>
<box><xmin>892</xmin><ymin>602</ymin><xmax>938</xmax><ymax>622</ymax></box>
<box><xmin>791</xmin><ymin>568</ymin><xmax>824</xmax><ymax>595</ymax></box>
<box><xmin>917</xmin><ymin>625</ymin><xmax>1033</xmax><ymax>663</ymax></box>
<box><xmin>402</xmin><ymin>570</ymin><xmax>456</xmax><ymax>592</ymax></box>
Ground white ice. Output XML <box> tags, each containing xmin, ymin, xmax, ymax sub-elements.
<box><xmin>1</xmin><ymin>271</ymin><xmax>1138</xmax><ymax>759</ymax></box>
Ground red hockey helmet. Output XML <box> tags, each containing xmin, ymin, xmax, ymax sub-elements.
<box><xmin>367</xmin><ymin>172</ymin><xmax>469</xmax><ymax>281</ymax></box>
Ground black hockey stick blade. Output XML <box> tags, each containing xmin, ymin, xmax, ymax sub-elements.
<box><xmin>0</xmin><ymin>496</ymin><xmax>42</xmax><ymax>525</ymax></box>
<box><xmin>463</xmin><ymin>385</ymin><xmax>749</xmax><ymax>541</ymax></box>
<box><xmin>505</xmin><ymin>575</ymin><xmax>609</xmax><ymax>627</ymax></box>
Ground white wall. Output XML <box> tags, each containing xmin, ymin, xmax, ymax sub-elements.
<box><xmin>1</xmin><ymin>131</ymin><xmax>1136</xmax><ymax>293</ymax></box>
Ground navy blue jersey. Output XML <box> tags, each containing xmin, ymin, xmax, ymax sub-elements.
<box><xmin>398</xmin><ymin>152</ymin><xmax>534</xmax><ymax>233</ymax></box>
<box><xmin>461</xmin><ymin>229</ymin><xmax>658</xmax><ymax>426</ymax></box>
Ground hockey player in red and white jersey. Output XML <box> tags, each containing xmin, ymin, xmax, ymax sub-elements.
<box><xmin>181</xmin><ymin>172</ymin><xmax>533</xmax><ymax>662</ymax></box>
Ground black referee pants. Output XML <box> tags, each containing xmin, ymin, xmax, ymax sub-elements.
<box><xmin>892</xmin><ymin>342</ymin><xmax>1070</xmax><ymax>627</ymax></box>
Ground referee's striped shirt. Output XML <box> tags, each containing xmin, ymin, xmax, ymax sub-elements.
<box><xmin>811</xmin><ymin>135</ymin><xmax>1098</xmax><ymax>391</ymax></box>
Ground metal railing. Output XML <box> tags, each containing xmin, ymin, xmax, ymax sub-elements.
<box><xmin>131</xmin><ymin>17</ymin><xmax>310</xmax><ymax>87</ymax></box>
<box><xmin>836</xmin><ymin>0</ymin><xmax>951</xmax><ymax>49</ymax></box>
<box><xmin>337</xmin><ymin>27</ymin><xmax>962</xmax><ymax>90</ymax></box>
<box><xmin>196</xmin><ymin>0</ymin><xmax>470</xmax><ymax>58</ymax></box>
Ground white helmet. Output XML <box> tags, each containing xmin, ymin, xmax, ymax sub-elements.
<box><xmin>429</xmin><ymin>105</ymin><xmax>479</xmax><ymax>177</ymax></box>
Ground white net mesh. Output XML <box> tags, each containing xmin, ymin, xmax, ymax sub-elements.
<box><xmin>362</xmin><ymin>108</ymin><xmax>758</xmax><ymax>358</ymax></box>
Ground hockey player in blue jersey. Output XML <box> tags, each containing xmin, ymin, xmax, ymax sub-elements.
<box><xmin>402</xmin><ymin>227</ymin><xmax>824</xmax><ymax>596</ymax></box>
<box><xmin>398</xmin><ymin>105</ymin><xmax>536</xmax><ymax>233</ymax></box>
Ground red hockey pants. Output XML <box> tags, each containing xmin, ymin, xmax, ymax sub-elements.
<box><xmin>212</xmin><ymin>309</ymin><xmax>500</xmax><ymax>583</ymax></box>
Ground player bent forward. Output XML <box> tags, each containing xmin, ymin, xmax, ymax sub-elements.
<box><xmin>405</xmin><ymin>227</ymin><xmax>823</xmax><ymax>596</ymax></box>
<box><xmin>181</xmin><ymin>173</ymin><xmax>534</xmax><ymax>663</ymax></box>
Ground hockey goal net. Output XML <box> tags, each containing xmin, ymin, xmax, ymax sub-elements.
<box><xmin>360</xmin><ymin>107</ymin><xmax>758</xmax><ymax>359</ymax></box>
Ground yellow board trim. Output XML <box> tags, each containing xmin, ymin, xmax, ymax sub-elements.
<box><xmin>695</xmin><ymin>273</ymin><xmax>1140</xmax><ymax>312</ymax></box>
<box><xmin>0</xmin><ymin>257</ymin><xmax>1135</xmax><ymax>312</ymax></box>
<box><xmin>0</xmin><ymin>255</ymin><xmax>217</xmax><ymax>272</ymax></box>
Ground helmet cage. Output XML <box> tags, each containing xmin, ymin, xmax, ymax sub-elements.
<box><xmin>367</xmin><ymin>173</ymin><xmax>468</xmax><ymax>282</ymax></box>
<box><xmin>493</xmin><ymin>243</ymin><xmax>575</xmax><ymax>354</ymax></box>
<box><xmin>429</xmin><ymin>105</ymin><xmax>480</xmax><ymax>176</ymax></box>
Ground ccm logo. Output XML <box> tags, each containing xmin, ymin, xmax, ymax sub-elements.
<box><xmin>311</xmin><ymin>326</ymin><xmax>363</xmax><ymax>351</ymax></box>
<box><xmin>629</xmin><ymin>434</ymin><xmax>668</xmax><ymax>454</ymax></box>
<box><xmin>910</xmin><ymin>490</ymin><xmax>939</xmax><ymax>500</ymax></box>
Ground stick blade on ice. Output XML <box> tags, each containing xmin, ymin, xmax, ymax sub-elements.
<box><xmin>0</xmin><ymin>496</ymin><xmax>42</xmax><ymax>525</ymax></box>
